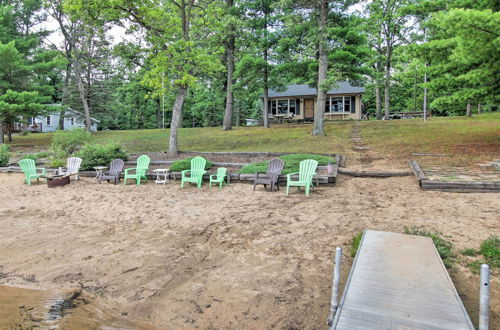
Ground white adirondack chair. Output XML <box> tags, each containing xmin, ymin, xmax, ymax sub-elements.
<box><xmin>58</xmin><ymin>157</ymin><xmax>82</xmax><ymax>180</ymax></box>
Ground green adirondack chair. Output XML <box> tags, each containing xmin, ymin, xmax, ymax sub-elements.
<box><xmin>19</xmin><ymin>159</ymin><xmax>46</xmax><ymax>185</ymax></box>
<box><xmin>209</xmin><ymin>167</ymin><xmax>228</xmax><ymax>190</ymax></box>
<box><xmin>181</xmin><ymin>156</ymin><xmax>207</xmax><ymax>188</ymax></box>
<box><xmin>286</xmin><ymin>159</ymin><xmax>318</xmax><ymax>196</ymax></box>
<box><xmin>124</xmin><ymin>155</ymin><xmax>150</xmax><ymax>185</ymax></box>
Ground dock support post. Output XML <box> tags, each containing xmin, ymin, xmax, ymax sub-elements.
<box><xmin>479</xmin><ymin>264</ymin><xmax>490</xmax><ymax>330</ymax></box>
<box><xmin>327</xmin><ymin>247</ymin><xmax>342</xmax><ymax>326</ymax></box>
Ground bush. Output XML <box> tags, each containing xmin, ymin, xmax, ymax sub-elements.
<box><xmin>76</xmin><ymin>143</ymin><xmax>128</xmax><ymax>171</ymax></box>
<box><xmin>480</xmin><ymin>236</ymin><xmax>499</xmax><ymax>268</ymax></box>
<box><xmin>51</xmin><ymin>128</ymin><xmax>91</xmax><ymax>155</ymax></box>
<box><xmin>21</xmin><ymin>154</ymin><xmax>39</xmax><ymax>162</ymax></box>
<box><xmin>239</xmin><ymin>153</ymin><xmax>335</xmax><ymax>174</ymax></box>
<box><xmin>0</xmin><ymin>144</ymin><xmax>10</xmax><ymax>167</ymax></box>
<box><xmin>170</xmin><ymin>157</ymin><xmax>213</xmax><ymax>172</ymax></box>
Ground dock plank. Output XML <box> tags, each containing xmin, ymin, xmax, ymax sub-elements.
<box><xmin>331</xmin><ymin>230</ymin><xmax>474</xmax><ymax>330</ymax></box>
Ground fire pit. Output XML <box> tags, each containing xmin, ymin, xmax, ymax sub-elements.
<box><xmin>42</xmin><ymin>175</ymin><xmax>71</xmax><ymax>188</ymax></box>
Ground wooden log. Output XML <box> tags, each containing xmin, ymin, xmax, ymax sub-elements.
<box><xmin>420</xmin><ymin>179</ymin><xmax>500</xmax><ymax>192</ymax></box>
<box><xmin>408</xmin><ymin>160</ymin><xmax>427</xmax><ymax>181</ymax></box>
<box><xmin>411</xmin><ymin>153</ymin><xmax>451</xmax><ymax>157</ymax></box>
<box><xmin>338</xmin><ymin>169</ymin><xmax>412</xmax><ymax>177</ymax></box>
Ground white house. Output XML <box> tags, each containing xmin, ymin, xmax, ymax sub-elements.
<box><xmin>27</xmin><ymin>109</ymin><xmax>99</xmax><ymax>132</ymax></box>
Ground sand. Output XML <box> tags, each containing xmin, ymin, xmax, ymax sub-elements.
<box><xmin>0</xmin><ymin>173</ymin><xmax>498</xmax><ymax>329</ymax></box>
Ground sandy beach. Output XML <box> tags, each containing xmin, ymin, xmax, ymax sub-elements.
<box><xmin>0</xmin><ymin>173</ymin><xmax>498</xmax><ymax>328</ymax></box>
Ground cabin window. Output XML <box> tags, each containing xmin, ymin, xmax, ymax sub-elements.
<box><xmin>296</xmin><ymin>99</ymin><xmax>300</xmax><ymax>115</ymax></box>
<box><xmin>46</xmin><ymin>116</ymin><xmax>51</xmax><ymax>126</ymax></box>
<box><xmin>351</xmin><ymin>96</ymin><xmax>356</xmax><ymax>113</ymax></box>
<box><xmin>331</xmin><ymin>97</ymin><xmax>343</xmax><ymax>112</ymax></box>
<box><xmin>325</xmin><ymin>97</ymin><xmax>330</xmax><ymax>112</ymax></box>
<box><xmin>344</xmin><ymin>97</ymin><xmax>351</xmax><ymax>113</ymax></box>
<box><xmin>277</xmin><ymin>100</ymin><xmax>288</xmax><ymax>114</ymax></box>
<box><xmin>289</xmin><ymin>100</ymin><xmax>296</xmax><ymax>115</ymax></box>
<box><xmin>70</xmin><ymin>118</ymin><xmax>75</xmax><ymax>125</ymax></box>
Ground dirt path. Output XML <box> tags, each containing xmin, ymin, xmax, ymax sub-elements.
<box><xmin>0</xmin><ymin>173</ymin><xmax>498</xmax><ymax>329</ymax></box>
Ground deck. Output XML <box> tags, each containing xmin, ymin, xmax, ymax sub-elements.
<box><xmin>330</xmin><ymin>230</ymin><xmax>474</xmax><ymax>330</ymax></box>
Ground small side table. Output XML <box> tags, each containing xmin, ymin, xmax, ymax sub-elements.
<box><xmin>93</xmin><ymin>166</ymin><xmax>107</xmax><ymax>181</ymax></box>
<box><xmin>153</xmin><ymin>168</ymin><xmax>170</xmax><ymax>184</ymax></box>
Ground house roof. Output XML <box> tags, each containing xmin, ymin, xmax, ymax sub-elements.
<box><xmin>268</xmin><ymin>82</ymin><xmax>365</xmax><ymax>98</ymax></box>
<box><xmin>46</xmin><ymin>104</ymin><xmax>100</xmax><ymax>123</ymax></box>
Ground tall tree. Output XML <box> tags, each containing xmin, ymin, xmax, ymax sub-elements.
<box><xmin>366</xmin><ymin>0</ymin><xmax>414</xmax><ymax>119</ymax></box>
<box><xmin>222</xmin><ymin>0</ymin><xmax>236</xmax><ymax>130</ymax></box>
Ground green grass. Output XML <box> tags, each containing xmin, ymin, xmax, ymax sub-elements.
<box><xmin>350</xmin><ymin>232</ymin><xmax>363</xmax><ymax>258</ymax></box>
<box><xmin>404</xmin><ymin>226</ymin><xmax>456</xmax><ymax>268</ymax></box>
<box><xmin>460</xmin><ymin>248</ymin><xmax>479</xmax><ymax>257</ymax></box>
<box><xmin>238</xmin><ymin>153</ymin><xmax>334</xmax><ymax>174</ymax></box>
<box><xmin>6</xmin><ymin>114</ymin><xmax>499</xmax><ymax>167</ymax></box>
<box><xmin>8</xmin><ymin>123</ymin><xmax>352</xmax><ymax>154</ymax></box>
<box><xmin>360</xmin><ymin>113</ymin><xmax>500</xmax><ymax>165</ymax></box>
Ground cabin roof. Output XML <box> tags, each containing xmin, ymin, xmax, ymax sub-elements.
<box><xmin>268</xmin><ymin>82</ymin><xmax>365</xmax><ymax>98</ymax></box>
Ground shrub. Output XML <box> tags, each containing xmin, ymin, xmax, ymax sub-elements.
<box><xmin>404</xmin><ymin>226</ymin><xmax>455</xmax><ymax>268</ymax></box>
<box><xmin>76</xmin><ymin>143</ymin><xmax>127</xmax><ymax>171</ymax></box>
<box><xmin>480</xmin><ymin>236</ymin><xmax>499</xmax><ymax>268</ymax></box>
<box><xmin>460</xmin><ymin>248</ymin><xmax>479</xmax><ymax>257</ymax></box>
<box><xmin>239</xmin><ymin>153</ymin><xmax>335</xmax><ymax>174</ymax></box>
<box><xmin>51</xmin><ymin>128</ymin><xmax>91</xmax><ymax>155</ymax></box>
<box><xmin>170</xmin><ymin>157</ymin><xmax>213</xmax><ymax>172</ymax></box>
<box><xmin>21</xmin><ymin>154</ymin><xmax>39</xmax><ymax>162</ymax></box>
<box><xmin>0</xmin><ymin>144</ymin><xmax>10</xmax><ymax>167</ymax></box>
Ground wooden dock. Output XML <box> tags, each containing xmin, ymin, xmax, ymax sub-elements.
<box><xmin>330</xmin><ymin>230</ymin><xmax>474</xmax><ymax>330</ymax></box>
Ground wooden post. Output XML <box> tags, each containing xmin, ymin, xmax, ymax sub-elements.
<box><xmin>466</xmin><ymin>102</ymin><xmax>472</xmax><ymax>117</ymax></box>
<box><xmin>478</xmin><ymin>104</ymin><xmax>482</xmax><ymax>115</ymax></box>
<box><xmin>479</xmin><ymin>264</ymin><xmax>490</xmax><ymax>330</ymax></box>
<box><xmin>327</xmin><ymin>247</ymin><xmax>342</xmax><ymax>326</ymax></box>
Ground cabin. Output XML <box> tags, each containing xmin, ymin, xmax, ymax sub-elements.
<box><xmin>24</xmin><ymin>109</ymin><xmax>99</xmax><ymax>132</ymax></box>
<box><xmin>266</xmin><ymin>82</ymin><xmax>364</xmax><ymax>121</ymax></box>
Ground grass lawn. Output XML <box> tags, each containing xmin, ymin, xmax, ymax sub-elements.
<box><xmin>8</xmin><ymin>122</ymin><xmax>353</xmax><ymax>154</ymax></box>
<box><xmin>360</xmin><ymin>113</ymin><xmax>500</xmax><ymax>166</ymax></box>
<box><xmin>6</xmin><ymin>113</ymin><xmax>499</xmax><ymax>166</ymax></box>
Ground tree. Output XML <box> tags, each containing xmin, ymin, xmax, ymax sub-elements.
<box><xmin>423</xmin><ymin>8</ymin><xmax>500</xmax><ymax>115</ymax></box>
<box><xmin>222</xmin><ymin>0</ymin><xmax>236</xmax><ymax>131</ymax></box>
<box><xmin>366</xmin><ymin>0</ymin><xmax>414</xmax><ymax>119</ymax></box>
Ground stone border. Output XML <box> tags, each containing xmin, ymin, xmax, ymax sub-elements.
<box><xmin>409</xmin><ymin>160</ymin><xmax>500</xmax><ymax>193</ymax></box>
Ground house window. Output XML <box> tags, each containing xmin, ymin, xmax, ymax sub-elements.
<box><xmin>325</xmin><ymin>97</ymin><xmax>330</xmax><ymax>112</ymax></box>
<box><xmin>277</xmin><ymin>100</ymin><xmax>288</xmax><ymax>114</ymax></box>
<box><xmin>289</xmin><ymin>100</ymin><xmax>296</xmax><ymax>115</ymax></box>
<box><xmin>344</xmin><ymin>97</ymin><xmax>351</xmax><ymax>113</ymax></box>
<box><xmin>331</xmin><ymin>97</ymin><xmax>343</xmax><ymax>112</ymax></box>
<box><xmin>296</xmin><ymin>99</ymin><xmax>300</xmax><ymax>115</ymax></box>
<box><xmin>70</xmin><ymin>118</ymin><xmax>74</xmax><ymax>125</ymax></box>
<box><xmin>46</xmin><ymin>116</ymin><xmax>51</xmax><ymax>126</ymax></box>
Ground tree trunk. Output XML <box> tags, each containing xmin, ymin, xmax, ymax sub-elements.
<box><xmin>466</xmin><ymin>102</ymin><xmax>471</xmax><ymax>117</ymax></box>
<box><xmin>168</xmin><ymin>86</ymin><xmax>187</xmax><ymax>155</ymax></box>
<box><xmin>384</xmin><ymin>55</ymin><xmax>391</xmax><ymax>119</ymax></box>
<box><xmin>7</xmin><ymin>124</ymin><xmax>12</xmax><ymax>142</ymax></box>
<box><xmin>235</xmin><ymin>99</ymin><xmax>240</xmax><ymax>126</ymax></box>
<box><xmin>74</xmin><ymin>59</ymin><xmax>92</xmax><ymax>131</ymax></box>
<box><xmin>375</xmin><ymin>84</ymin><xmax>382</xmax><ymax>120</ymax></box>
<box><xmin>312</xmin><ymin>0</ymin><xmax>328</xmax><ymax>136</ymax></box>
<box><xmin>157</xmin><ymin>99</ymin><xmax>162</xmax><ymax>128</ymax></box>
<box><xmin>58</xmin><ymin>61</ymin><xmax>72</xmax><ymax>130</ymax></box>
<box><xmin>222</xmin><ymin>0</ymin><xmax>235</xmax><ymax>131</ymax></box>
<box><xmin>477</xmin><ymin>104</ymin><xmax>482</xmax><ymax>114</ymax></box>
<box><xmin>0</xmin><ymin>122</ymin><xmax>3</xmax><ymax>144</ymax></box>
<box><xmin>263</xmin><ymin>53</ymin><xmax>270</xmax><ymax>129</ymax></box>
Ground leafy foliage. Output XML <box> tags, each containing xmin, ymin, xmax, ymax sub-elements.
<box><xmin>480</xmin><ymin>236</ymin><xmax>499</xmax><ymax>268</ymax></box>
<box><xmin>76</xmin><ymin>143</ymin><xmax>127</xmax><ymax>171</ymax></box>
<box><xmin>170</xmin><ymin>157</ymin><xmax>213</xmax><ymax>172</ymax></box>
<box><xmin>239</xmin><ymin>153</ymin><xmax>334</xmax><ymax>174</ymax></box>
<box><xmin>51</xmin><ymin>129</ymin><xmax>91</xmax><ymax>155</ymax></box>
<box><xmin>0</xmin><ymin>144</ymin><xmax>10</xmax><ymax>166</ymax></box>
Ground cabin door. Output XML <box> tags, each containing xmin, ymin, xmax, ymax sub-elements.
<box><xmin>304</xmin><ymin>99</ymin><xmax>314</xmax><ymax>119</ymax></box>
